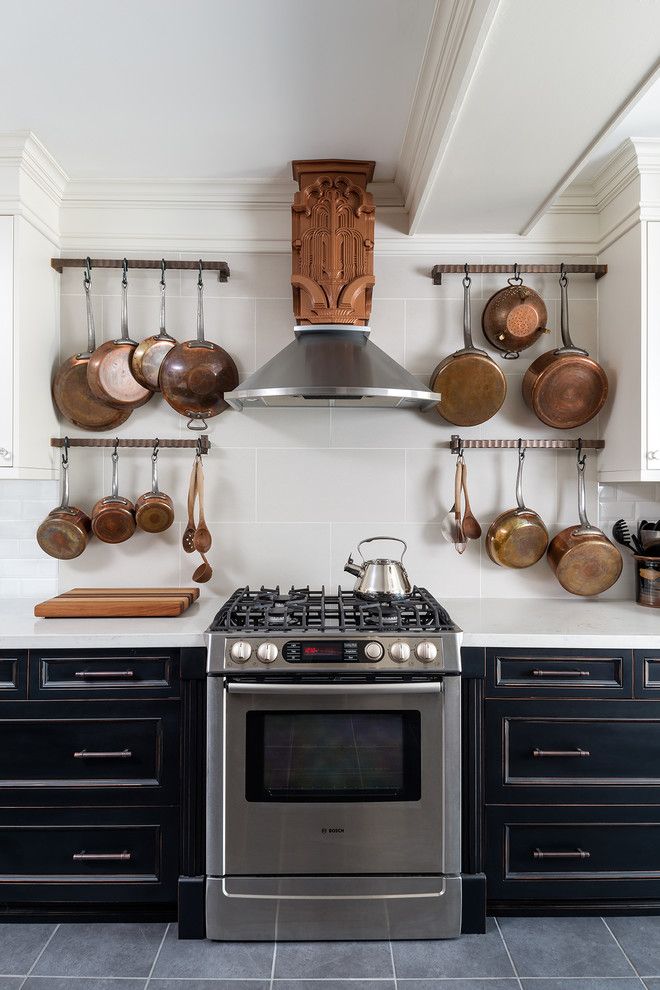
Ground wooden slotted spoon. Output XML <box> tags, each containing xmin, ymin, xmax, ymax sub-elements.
<box><xmin>441</xmin><ymin>459</ymin><xmax>463</xmax><ymax>544</ymax></box>
<box><xmin>182</xmin><ymin>458</ymin><xmax>198</xmax><ymax>553</ymax></box>
<box><xmin>461</xmin><ymin>462</ymin><xmax>482</xmax><ymax>540</ymax></box>
<box><xmin>193</xmin><ymin>456</ymin><xmax>212</xmax><ymax>553</ymax></box>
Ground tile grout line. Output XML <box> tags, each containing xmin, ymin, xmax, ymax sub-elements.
<box><xmin>494</xmin><ymin>917</ymin><xmax>524</xmax><ymax>990</ymax></box>
<box><xmin>17</xmin><ymin>922</ymin><xmax>60</xmax><ymax>990</ymax></box>
<box><xmin>144</xmin><ymin>921</ymin><xmax>171</xmax><ymax>989</ymax></box>
<box><xmin>389</xmin><ymin>938</ymin><xmax>398</xmax><ymax>990</ymax></box>
<box><xmin>601</xmin><ymin>917</ymin><xmax>646</xmax><ymax>986</ymax></box>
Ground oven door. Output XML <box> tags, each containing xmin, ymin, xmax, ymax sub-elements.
<box><xmin>207</xmin><ymin>677</ymin><xmax>460</xmax><ymax>877</ymax></box>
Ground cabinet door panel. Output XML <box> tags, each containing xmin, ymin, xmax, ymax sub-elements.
<box><xmin>486</xmin><ymin>648</ymin><xmax>631</xmax><ymax>698</ymax></box>
<box><xmin>30</xmin><ymin>650</ymin><xmax>179</xmax><ymax>699</ymax></box>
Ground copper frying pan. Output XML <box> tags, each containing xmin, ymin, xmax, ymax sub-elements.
<box><xmin>160</xmin><ymin>263</ymin><xmax>238</xmax><ymax>430</ymax></box>
<box><xmin>523</xmin><ymin>267</ymin><xmax>608</xmax><ymax>428</ymax></box>
<box><xmin>482</xmin><ymin>266</ymin><xmax>550</xmax><ymax>358</ymax></box>
<box><xmin>52</xmin><ymin>261</ymin><xmax>132</xmax><ymax>431</ymax></box>
<box><xmin>131</xmin><ymin>260</ymin><xmax>177</xmax><ymax>391</ymax></box>
<box><xmin>91</xmin><ymin>445</ymin><xmax>136</xmax><ymax>544</ymax></box>
<box><xmin>36</xmin><ymin>442</ymin><xmax>91</xmax><ymax>560</ymax></box>
<box><xmin>486</xmin><ymin>445</ymin><xmax>548</xmax><ymax>568</ymax></box>
<box><xmin>87</xmin><ymin>260</ymin><xmax>154</xmax><ymax>410</ymax></box>
<box><xmin>430</xmin><ymin>270</ymin><xmax>506</xmax><ymax>426</ymax></box>
<box><xmin>547</xmin><ymin>447</ymin><xmax>622</xmax><ymax>596</ymax></box>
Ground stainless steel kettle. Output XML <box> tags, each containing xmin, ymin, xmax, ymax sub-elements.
<box><xmin>344</xmin><ymin>536</ymin><xmax>412</xmax><ymax>600</ymax></box>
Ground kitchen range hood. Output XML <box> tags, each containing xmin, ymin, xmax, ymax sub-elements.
<box><xmin>226</xmin><ymin>160</ymin><xmax>440</xmax><ymax>410</ymax></box>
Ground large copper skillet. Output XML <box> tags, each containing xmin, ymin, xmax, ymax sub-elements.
<box><xmin>52</xmin><ymin>262</ymin><xmax>131</xmax><ymax>431</ymax></box>
<box><xmin>486</xmin><ymin>446</ymin><xmax>548</xmax><ymax>568</ymax></box>
<box><xmin>87</xmin><ymin>260</ymin><xmax>154</xmax><ymax>410</ymax></box>
<box><xmin>547</xmin><ymin>449</ymin><xmax>622</xmax><ymax>596</ymax></box>
<box><xmin>430</xmin><ymin>271</ymin><xmax>506</xmax><ymax>426</ymax></box>
<box><xmin>482</xmin><ymin>267</ymin><xmax>550</xmax><ymax>358</ymax></box>
<box><xmin>131</xmin><ymin>261</ymin><xmax>177</xmax><ymax>391</ymax></box>
<box><xmin>91</xmin><ymin>446</ymin><xmax>136</xmax><ymax>545</ymax></box>
<box><xmin>160</xmin><ymin>265</ymin><xmax>238</xmax><ymax>430</ymax></box>
<box><xmin>523</xmin><ymin>268</ymin><xmax>608</xmax><ymax>429</ymax></box>
<box><xmin>36</xmin><ymin>444</ymin><xmax>91</xmax><ymax>560</ymax></box>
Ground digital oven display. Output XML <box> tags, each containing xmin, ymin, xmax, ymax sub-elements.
<box><xmin>282</xmin><ymin>640</ymin><xmax>364</xmax><ymax>663</ymax></box>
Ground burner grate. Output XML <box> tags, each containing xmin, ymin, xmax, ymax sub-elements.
<box><xmin>210</xmin><ymin>586</ymin><xmax>455</xmax><ymax>634</ymax></box>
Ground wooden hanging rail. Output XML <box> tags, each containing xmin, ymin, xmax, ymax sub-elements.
<box><xmin>432</xmin><ymin>263</ymin><xmax>607</xmax><ymax>285</ymax></box>
<box><xmin>449</xmin><ymin>435</ymin><xmax>604</xmax><ymax>454</ymax></box>
<box><xmin>51</xmin><ymin>436</ymin><xmax>211</xmax><ymax>453</ymax></box>
<box><xmin>50</xmin><ymin>258</ymin><xmax>230</xmax><ymax>282</ymax></box>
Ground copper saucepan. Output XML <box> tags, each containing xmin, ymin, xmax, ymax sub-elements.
<box><xmin>547</xmin><ymin>447</ymin><xmax>622</xmax><ymax>596</ymax></box>
<box><xmin>36</xmin><ymin>442</ymin><xmax>91</xmax><ymax>560</ymax></box>
<box><xmin>523</xmin><ymin>267</ymin><xmax>608</xmax><ymax>429</ymax></box>
<box><xmin>482</xmin><ymin>266</ymin><xmax>550</xmax><ymax>358</ymax></box>
<box><xmin>91</xmin><ymin>445</ymin><xmax>136</xmax><ymax>544</ymax></box>
<box><xmin>52</xmin><ymin>261</ymin><xmax>132</xmax><ymax>431</ymax></box>
<box><xmin>160</xmin><ymin>263</ymin><xmax>238</xmax><ymax>430</ymax></box>
<box><xmin>131</xmin><ymin>260</ymin><xmax>177</xmax><ymax>391</ymax></box>
<box><xmin>87</xmin><ymin>260</ymin><xmax>154</xmax><ymax>410</ymax></box>
<box><xmin>430</xmin><ymin>270</ymin><xmax>506</xmax><ymax>426</ymax></box>
<box><xmin>486</xmin><ymin>444</ymin><xmax>549</xmax><ymax>568</ymax></box>
<box><xmin>135</xmin><ymin>442</ymin><xmax>175</xmax><ymax>534</ymax></box>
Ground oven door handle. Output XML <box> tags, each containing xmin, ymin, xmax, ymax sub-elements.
<box><xmin>225</xmin><ymin>681</ymin><xmax>443</xmax><ymax>695</ymax></box>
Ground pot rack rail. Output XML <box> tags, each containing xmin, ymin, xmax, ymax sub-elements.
<box><xmin>50</xmin><ymin>436</ymin><xmax>211</xmax><ymax>453</ymax></box>
<box><xmin>50</xmin><ymin>259</ymin><xmax>230</xmax><ymax>282</ymax></box>
<box><xmin>431</xmin><ymin>263</ymin><xmax>607</xmax><ymax>285</ymax></box>
<box><xmin>449</xmin><ymin>435</ymin><xmax>604</xmax><ymax>454</ymax></box>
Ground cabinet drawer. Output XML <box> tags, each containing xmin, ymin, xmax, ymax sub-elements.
<box><xmin>486</xmin><ymin>700</ymin><xmax>660</xmax><ymax>803</ymax></box>
<box><xmin>635</xmin><ymin>651</ymin><xmax>660</xmax><ymax>698</ymax></box>
<box><xmin>486</xmin><ymin>806</ymin><xmax>660</xmax><ymax>902</ymax></box>
<box><xmin>0</xmin><ymin>703</ymin><xmax>178</xmax><ymax>805</ymax></box>
<box><xmin>0</xmin><ymin>807</ymin><xmax>177</xmax><ymax>903</ymax></box>
<box><xmin>486</xmin><ymin>648</ymin><xmax>631</xmax><ymax>698</ymax></box>
<box><xmin>30</xmin><ymin>650</ymin><xmax>179</xmax><ymax>699</ymax></box>
<box><xmin>0</xmin><ymin>651</ymin><xmax>26</xmax><ymax>698</ymax></box>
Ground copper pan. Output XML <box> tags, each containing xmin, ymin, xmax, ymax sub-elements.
<box><xmin>160</xmin><ymin>264</ymin><xmax>238</xmax><ymax>430</ymax></box>
<box><xmin>523</xmin><ymin>268</ymin><xmax>608</xmax><ymax>429</ymax></box>
<box><xmin>91</xmin><ymin>445</ymin><xmax>136</xmax><ymax>545</ymax></box>
<box><xmin>486</xmin><ymin>445</ymin><xmax>548</xmax><ymax>568</ymax></box>
<box><xmin>131</xmin><ymin>260</ymin><xmax>177</xmax><ymax>391</ymax></box>
<box><xmin>36</xmin><ymin>443</ymin><xmax>91</xmax><ymax>560</ymax></box>
<box><xmin>547</xmin><ymin>449</ymin><xmax>622</xmax><ymax>596</ymax></box>
<box><xmin>429</xmin><ymin>271</ymin><xmax>506</xmax><ymax>426</ymax></box>
<box><xmin>87</xmin><ymin>260</ymin><xmax>154</xmax><ymax>410</ymax></box>
<box><xmin>135</xmin><ymin>443</ymin><xmax>174</xmax><ymax>534</ymax></box>
<box><xmin>52</xmin><ymin>261</ymin><xmax>132</xmax><ymax>431</ymax></box>
<box><xmin>482</xmin><ymin>267</ymin><xmax>550</xmax><ymax>358</ymax></box>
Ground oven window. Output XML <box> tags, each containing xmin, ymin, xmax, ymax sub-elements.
<box><xmin>245</xmin><ymin>710</ymin><xmax>421</xmax><ymax>802</ymax></box>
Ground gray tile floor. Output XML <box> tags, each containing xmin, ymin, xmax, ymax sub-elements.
<box><xmin>2</xmin><ymin>916</ymin><xmax>660</xmax><ymax>989</ymax></box>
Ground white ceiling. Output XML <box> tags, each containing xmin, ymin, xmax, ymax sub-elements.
<box><xmin>0</xmin><ymin>0</ymin><xmax>434</xmax><ymax>180</ymax></box>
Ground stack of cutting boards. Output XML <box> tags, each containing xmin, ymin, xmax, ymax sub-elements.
<box><xmin>34</xmin><ymin>587</ymin><xmax>200</xmax><ymax>618</ymax></box>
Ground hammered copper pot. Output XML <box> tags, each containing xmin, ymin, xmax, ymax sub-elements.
<box><xmin>486</xmin><ymin>447</ymin><xmax>548</xmax><ymax>569</ymax></box>
<box><xmin>36</xmin><ymin>451</ymin><xmax>91</xmax><ymax>560</ymax></box>
<box><xmin>135</xmin><ymin>446</ymin><xmax>174</xmax><ymax>534</ymax></box>
<box><xmin>482</xmin><ymin>276</ymin><xmax>549</xmax><ymax>356</ymax></box>
<box><xmin>91</xmin><ymin>448</ymin><xmax>136</xmax><ymax>545</ymax></box>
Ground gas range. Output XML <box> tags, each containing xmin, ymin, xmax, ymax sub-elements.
<box><xmin>206</xmin><ymin>585</ymin><xmax>462</xmax><ymax>676</ymax></box>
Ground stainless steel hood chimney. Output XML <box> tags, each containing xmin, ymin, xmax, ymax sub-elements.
<box><xmin>226</xmin><ymin>159</ymin><xmax>440</xmax><ymax>411</ymax></box>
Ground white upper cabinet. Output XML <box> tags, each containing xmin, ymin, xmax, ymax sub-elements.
<box><xmin>0</xmin><ymin>217</ymin><xmax>12</xmax><ymax>467</ymax></box>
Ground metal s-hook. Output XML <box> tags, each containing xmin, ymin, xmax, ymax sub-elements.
<box><xmin>517</xmin><ymin>437</ymin><xmax>526</xmax><ymax>462</ymax></box>
<box><xmin>462</xmin><ymin>262</ymin><xmax>471</xmax><ymax>288</ymax></box>
<box><xmin>152</xmin><ymin>437</ymin><xmax>160</xmax><ymax>462</ymax></box>
<box><xmin>196</xmin><ymin>436</ymin><xmax>204</xmax><ymax>460</ymax></box>
<box><xmin>198</xmin><ymin>259</ymin><xmax>204</xmax><ymax>289</ymax></box>
<box><xmin>122</xmin><ymin>258</ymin><xmax>128</xmax><ymax>288</ymax></box>
<box><xmin>160</xmin><ymin>259</ymin><xmax>166</xmax><ymax>288</ymax></box>
<box><xmin>84</xmin><ymin>257</ymin><xmax>92</xmax><ymax>290</ymax></box>
<box><xmin>576</xmin><ymin>437</ymin><xmax>586</xmax><ymax>471</ymax></box>
<box><xmin>508</xmin><ymin>262</ymin><xmax>523</xmax><ymax>286</ymax></box>
<box><xmin>62</xmin><ymin>435</ymin><xmax>70</xmax><ymax>467</ymax></box>
<box><xmin>559</xmin><ymin>261</ymin><xmax>568</xmax><ymax>288</ymax></box>
<box><xmin>112</xmin><ymin>436</ymin><xmax>119</xmax><ymax>462</ymax></box>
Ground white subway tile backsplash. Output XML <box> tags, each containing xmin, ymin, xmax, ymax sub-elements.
<box><xmin>0</xmin><ymin>480</ymin><xmax>60</xmax><ymax>598</ymax></box>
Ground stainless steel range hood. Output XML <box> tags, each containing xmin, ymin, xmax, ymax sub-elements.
<box><xmin>227</xmin><ymin>325</ymin><xmax>440</xmax><ymax>409</ymax></box>
<box><xmin>225</xmin><ymin>159</ymin><xmax>440</xmax><ymax>412</ymax></box>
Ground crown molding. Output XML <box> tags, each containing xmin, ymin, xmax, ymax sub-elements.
<box><xmin>0</xmin><ymin>131</ymin><xmax>67</xmax><ymax>243</ymax></box>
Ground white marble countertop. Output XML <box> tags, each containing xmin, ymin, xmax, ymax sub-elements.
<box><xmin>0</xmin><ymin>596</ymin><xmax>657</xmax><ymax>650</ymax></box>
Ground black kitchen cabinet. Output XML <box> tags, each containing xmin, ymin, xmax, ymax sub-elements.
<box><xmin>0</xmin><ymin>646</ymin><xmax>206</xmax><ymax>926</ymax></box>
<box><xmin>479</xmin><ymin>646</ymin><xmax>660</xmax><ymax>916</ymax></box>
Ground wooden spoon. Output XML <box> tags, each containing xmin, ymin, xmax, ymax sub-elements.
<box><xmin>454</xmin><ymin>459</ymin><xmax>466</xmax><ymax>555</ymax></box>
<box><xmin>193</xmin><ymin>456</ymin><xmax>212</xmax><ymax>553</ymax></box>
<box><xmin>441</xmin><ymin>459</ymin><xmax>463</xmax><ymax>544</ymax></box>
<box><xmin>193</xmin><ymin>550</ymin><xmax>212</xmax><ymax>583</ymax></box>
<box><xmin>461</xmin><ymin>463</ymin><xmax>482</xmax><ymax>540</ymax></box>
<box><xmin>182</xmin><ymin>458</ymin><xmax>198</xmax><ymax>553</ymax></box>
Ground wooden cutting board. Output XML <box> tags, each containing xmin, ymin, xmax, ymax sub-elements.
<box><xmin>34</xmin><ymin>588</ymin><xmax>199</xmax><ymax>618</ymax></box>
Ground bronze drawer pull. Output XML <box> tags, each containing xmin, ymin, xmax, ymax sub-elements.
<box><xmin>533</xmin><ymin>848</ymin><xmax>590</xmax><ymax>860</ymax></box>
<box><xmin>531</xmin><ymin>669</ymin><xmax>590</xmax><ymax>677</ymax></box>
<box><xmin>74</xmin><ymin>670</ymin><xmax>135</xmax><ymax>679</ymax></box>
<box><xmin>73</xmin><ymin>851</ymin><xmax>132</xmax><ymax>862</ymax></box>
<box><xmin>533</xmin><ymin>748</ymin><xmax>590</xmax><ymax>758</ymax></box>
<box><xmin>73</xmin><ymin>749</ymin><xmax>133</xmax><ymax>759</ymax></box>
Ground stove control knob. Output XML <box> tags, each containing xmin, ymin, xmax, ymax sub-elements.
<box><xmin>416</xmin><ymin>641</ymin><xmax>438</xmax><ymax>663</ymax></box>
<box><xmin>390</xmin><ymin>642</ymin><xmax>411</xmax><ymax>663</ymax></box>
<box><xmin>230</xmin><ymin>641</ymin><xmax>252</xmax><ymax>663</ymax></box>
<box><xmin>257</xmin><ymin>642</ymin><xmax>278</xmax><ymax>664</ymax></box>
<box><xmin>364</xmin><ymin>641</ymin><xmax>384</xmax><ymax>661</ymax></box>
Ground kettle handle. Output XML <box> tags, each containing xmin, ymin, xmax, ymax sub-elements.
<box><xmin>357</xmin><ymin>536</ymin><xmax>408</xmax><ymax>563</ymax></box>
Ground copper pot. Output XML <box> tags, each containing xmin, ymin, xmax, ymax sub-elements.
<box><xmin>482</xmin><ymin>270</ymin><xmax>550</xmax><ymax>357</ymax></box>
<box><xmin>135</xmin><ymin>444</ymin><xmax>174</xmax><ymax>534</ymax></box>
<box><xmin>160</xmin><ymin>267</ymin><xmax>238</xmax><ymax>429</ymax></box>
<box><xmin>131</xmin><ymin>261</ymin><xmax>177</xmax><ymax>391</ymax></box>
<box><xmin>547</xmin><ymin>452</ymin><xmax>622</xmax><ymax>596</ymax></box>
<box><xmin>523</xmin><ymin>269</ymin><xmax>608</xmax><ymax>429</ymax></box>
<box><xmin>36</xmin><ymin>447</ymin><xmax>91</xmax><ymax>560</ymax></box>
<box><xmin>91</xmin><ymin>446</ymin><xmax>136</xmax><ymax>545</ymax></box>
<box><xmin>87</xmin><ymin>261</ymin><xmax>154</xmax><ymax>410</ymax></box>
<box><xmin>486</xmin><ymin>446</ymin><xmax>548</xmax><ymax>568</ymax></box>
<box><xmin>429</xmin><ymin>272</ymin><xmax>506</xmax><ymax>426</ymax></box>
<box><xmin>52</xmin><ymin>261</ymin><xmax>132</xmax><ymax>431</ymax></box>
